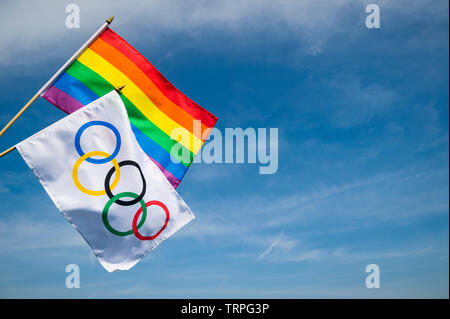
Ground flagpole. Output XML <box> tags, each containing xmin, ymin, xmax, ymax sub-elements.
<box><xmin>0</xmin><ymin>146</ymin><xmax>15</xmax><ymax>158</ymax></box>
<box><xmin>0</xmin><ymin>16</ymin><xmax>115</xmax><ymax>139</ymax></box>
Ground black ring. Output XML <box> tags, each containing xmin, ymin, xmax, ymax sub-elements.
<box><xmin>104</xmin><ymin>160</ymin><xmax>147</xmax><ymax>206</ymax></box>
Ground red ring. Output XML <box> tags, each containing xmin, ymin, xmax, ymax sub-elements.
<box><xmin>132</xmin><ymin>201</ymin><xmax>170</xmax><ymax>240</ymax></box>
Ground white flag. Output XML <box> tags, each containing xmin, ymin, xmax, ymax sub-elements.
<box><xmin>16</xmin><ymin>90</ymin><xmax>195</xmax><ymax>272</ymax></box>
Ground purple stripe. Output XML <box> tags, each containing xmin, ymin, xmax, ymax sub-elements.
<box><xmin>43</xmin><ymin>85</ymin><xmax>84</xmax><ymax>114</ymax></box>
<box><xmin>148</xmin><ymin>156</ymin><xmax>181</xmax><ymax>189</ymax></box>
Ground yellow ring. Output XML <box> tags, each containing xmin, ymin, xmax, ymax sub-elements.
<box><xmin>72</xmin><ymin>151</ymin><xmax>121</xmax><ymax>196</ymax></box>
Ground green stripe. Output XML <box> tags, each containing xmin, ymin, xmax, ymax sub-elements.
<box><xmin>66</xmin><ymin>60</ymin><xmax>114</xmax><ymax>96</ymax></box>
<box><xmin>66</xmin><ymin>60</ymin><xmax>194</xmax><ymax>166</ymax></box>
<box><xmin>121</xmin><ymin>95</ymin><xmax>194</xmax><ymax>165</ymax></box>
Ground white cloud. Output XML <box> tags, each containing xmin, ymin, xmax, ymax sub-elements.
<box><xmin>257</xmin><ymin>232</ymin><xmax>307</xmax><ymax>262</ymax></box>
<box><xmin>0</xmin><ymin>217</ymin><xmax>85</xmax><ymax>252</ymax></box>
<box><xmin>255</xmin><ymin>239</ymin><xmax>446</xmax><ymax>264</ymax></box>
<box><xmin>330</xmin><ymin>245</ymin><xmax>446</xmax><ymax>262</ymax></box>
<box><xmin>173</xmin><ymin>211</ymin><xmax>243</xmax><ymax>239</ymax></box>
<box><xmin>285</xmin><ymin>249</ymin><xmax>323</xmax><ymax>262</ymax></box>
<box><xmin>326</xmin><ymin>76</ymin><xmax>397</xmax><ymax>127</ymax></box>
<box><xmin>1</xmin><ymin>0</ymin><xmax>443</xmax><ymax>67</ymax></box>
<box><xmin>258</xmin><ymin>236</ymin><xmax>280</xmax><ymax>261</ymax></box>
<box><xmin>258</xmin><ymin>232</ymin><xmax>300</xmax><ymax>261</ymax></box>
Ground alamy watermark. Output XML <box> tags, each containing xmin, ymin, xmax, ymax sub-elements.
<box><xmin>365</xmin><ymin>4</ymin><xmax>380</xmax><ymax>29</ymax></box>
<box><xmin>65</xmin><ymin>4</ymin><xmax>80</xmax><ymax>29</ymax></box>
<box><xmin>365</xmin><ymin>264</ymin><xmax>380</xmax><ymax>288</ymax></box>
<box><xmin>65</xmin><ymin>264</ymin><xmax>80</xmax><ymax>288</ymax></box>
<box><xmin>170</xmin><ymin>122</ymin><xmax>279</xmax><ymax>175</ymax></box>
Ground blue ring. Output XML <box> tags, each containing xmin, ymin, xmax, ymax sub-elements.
<box><xmin>75</xmin><ymin>121</ymin><xmax>121</xmax><ymax>164</ymax></box>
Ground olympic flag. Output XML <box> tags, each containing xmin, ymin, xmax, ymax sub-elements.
<box><xmin>15</xmin><ymin>90</ymin><xmax>195</xmax><ymax>272</ymax></box>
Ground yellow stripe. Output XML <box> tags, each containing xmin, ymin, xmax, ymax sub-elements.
<box><xmin>77</xmin><ymin>48</ymin><xmax>202</xmax><ymax>154</ymax></box>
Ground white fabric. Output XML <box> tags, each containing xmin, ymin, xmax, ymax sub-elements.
<box><xmin>16</xmin><ymin>91</ymin><xmax>194</xmax><ymax>272</ymax></box>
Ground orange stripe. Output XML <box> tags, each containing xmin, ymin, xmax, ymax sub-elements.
<box><xmin>89</xmin><ymin>37</ymin><xmax>209</xmax><ymax>141</ymax></box>
<box><xmin>100</xmin><ymin>28</ymin><xmax>217</xmax><ymax>128</ymax></box>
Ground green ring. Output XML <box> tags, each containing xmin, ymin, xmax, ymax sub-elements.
<box><xmin>102</xmin><ymin>192</ymin><xmax>147</xmax><ymax>236</ymax></box>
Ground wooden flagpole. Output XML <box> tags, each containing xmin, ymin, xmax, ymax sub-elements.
<box><xmin>0</xmin><ymin>145</ymin><xmax>15</xmax><ymax>158</ymax></box>
<box><xmin>0</xmin><ymin>16</ymin><xmax>115</xmax><ymax>158</ymax></box>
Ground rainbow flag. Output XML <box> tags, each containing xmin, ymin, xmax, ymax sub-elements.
<box><xmin>42</xmin><ymin>28</ymin><xmax>217</xmax><ymax>189</ymax></box>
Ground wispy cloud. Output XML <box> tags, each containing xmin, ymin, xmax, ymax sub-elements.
<box><xmin>1</xmin><ymin>0</ymin><xmax>446</xmax><ymax>67</ymax></box>
<box><xmin>173</xmin><ymin>211</ymin><xmax>243</xmax><ymax>239</ymax></box>
<box><xmin>0</xmin><ymin>171</ymin><xmax>34</xmax><ymax>193</ymax></box>
<box><xmin>255</xmin><ymin>241</ymin><xmax>446</xmax><ymax>264</ymax></box>
<box><xmin>0</xmin><ymin>217</ymin><xmax>84</xmax><ymax>252</ymax></box>
<box><xmin>330</xmin><ymin>245</ymin><xmax>447</xmax><ymax>262</ymax></box>
<box><xmin>258</xmin><ymin>236</ymin><xmax>280</xmax><ymax>261</ymax></box>
<box><xmin>326</xmin><ymin>76</ymin><xmax>397</xmax><ymax>127</ymax></box>
<box><xmin>257</xmin><ymin>233</ymin><xmax>320</xmax><ymax>262</ymax></box>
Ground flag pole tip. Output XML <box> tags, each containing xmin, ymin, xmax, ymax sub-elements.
<box><xmin>106</xmin><ymin>16</ymin><xmax>114</xmax><ymax>24</ymax></box>
<box><xmin>115</xmin><ymin>85</ymin><xmax>126</xmax><ymax>92</ymax></box>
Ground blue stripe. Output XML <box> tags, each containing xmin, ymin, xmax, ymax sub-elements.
<box><xmin>53</xmin><ymin>72</ymin><xmax>99</xmax><ymax>106</ymax></box>
<box><xmin>131</xmin><ymin>124</ymin><xmax>188</xmax><ymax>180</ymax></box>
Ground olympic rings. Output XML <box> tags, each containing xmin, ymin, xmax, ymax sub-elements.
<box><xmin>75</xmin><ymin>121</ymin><xmax>121</xmax><ymax>164</ymax></box>
<box><xmin>103</xmin><ymin>192</ymin><xmax>147</xmax><ymax>236</ymax></box>
<box><xmin>132</xmin><ymin>201</ymin><xmax>170</xmax><ymax>241</ymax></box>
<box><xmin>72</xmin><ymin>151</ymin><xmax>121</xmax><ymax>196</ymax></box>
<box><xmin>72</xmin><ymin>120</ymin><xmax>170</xmax><ymax>241</ymax></box>
<box><xmin>104</xmin><ymin>160</ymin><xmax>146</xmax><ymax>206</ymax></box>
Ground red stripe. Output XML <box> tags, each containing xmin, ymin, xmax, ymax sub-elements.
<box><xmin>99</xmin><ymin>28</ymin><xmax>218</xmax><ymax>128</ymax></box>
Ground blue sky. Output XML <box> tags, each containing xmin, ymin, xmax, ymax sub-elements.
<box><xmin>0</xmin><ymin>0</ymin><xmax>448</xmax><ymax>298</ymax></box>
